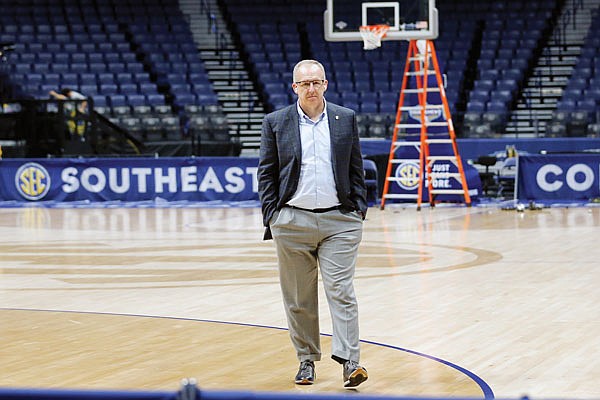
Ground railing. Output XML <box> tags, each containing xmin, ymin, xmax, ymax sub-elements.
<box><xmin>545</xmin><ymin>43</ymin><xmax>554</xmax><ymax>79</ymax></box>
<box><xmin>571</xmin><ymin>0</ymin><xmax>584</xmax><ymax>29</ymax></box>
<box><xmin>558</xmin><ymin>9</ymin><xmax>570</xmax><ymax>48</ymax></box>
<box><xmin>200</xmin><ymin>0</ymin><xmax>210</xmax><ymax>14</ymax></box>
<box><xmin>0</xmin><ymin>98</ymin><xmax>145</xmax><ymax>157</ymax></box>
<box><xmin>198</xmin><ymin>0</ymin><xmax>223</xmax><ymax>50</ymax></box>
<box><xmin>220</xmin><ymin>33</ymin><xmax>231</xmax><ymax>64</ymax></box>
<box><xmin>558</xmin><ymin>0</ymin><xmax>586</xmax><ymax>47</ymax></box>
<box><xmin>523</xmin><ymin>87</ymin><xmax>532</xmax><ymax>139</ymax></box>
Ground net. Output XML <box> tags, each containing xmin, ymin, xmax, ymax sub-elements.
<box><xmin>359</xmin><ymin>25</ymin><xmax>390</xmax><ymax>50</ymax></box>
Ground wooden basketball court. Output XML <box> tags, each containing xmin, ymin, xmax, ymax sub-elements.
<box><xmin>1</xmin><ymin>205</ymin><xmax>599</xmax><ymax>398</ymax></box>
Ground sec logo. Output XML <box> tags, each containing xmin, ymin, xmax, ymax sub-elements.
<box><xmin>395</xmin><ymin>162</ymin><xmax>420</xmax><ymax>191</ymax></box>
<box><xmin>15</xmin><ymin>162</ymin><xmax>51</xmax><ymax>201</ymax></box>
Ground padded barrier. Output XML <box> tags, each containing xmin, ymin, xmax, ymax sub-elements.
<box><xmin>0</xmin><ymin>387</ymin><xmax>176</xmax><ymax>400</ymax></box>
<box><xmin>0</xmin><ymin>386</ymin><xmax>489</xmax><ymax>400</ymax></box>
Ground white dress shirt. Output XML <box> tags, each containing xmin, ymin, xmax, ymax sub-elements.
<box><xmin>287</xmin><ymin>101</ymin><xmax>340</xmax><ymax>210</ymax></box>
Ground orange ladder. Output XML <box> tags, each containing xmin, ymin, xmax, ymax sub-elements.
<box><xmin>380</xmin><ymin>40</ymin><xmax>471</xmax><ymax>211</ymax></box>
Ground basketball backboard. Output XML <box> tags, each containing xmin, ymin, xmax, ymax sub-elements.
<box><xmin>324</xmin><ymin>0</ymin><xmax>438</xmax><ymax>41</ymax></box>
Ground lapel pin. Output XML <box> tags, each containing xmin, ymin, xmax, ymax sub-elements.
<box><xmin>335</xmin><ymin>115</ymin><xmax>339</xmax><ymax>120</ymax></box>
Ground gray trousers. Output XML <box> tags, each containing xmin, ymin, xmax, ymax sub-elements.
<box><xmin>270</xmin><ymin>206</ymin><xmax>363</xmax><ymax>363</ymax></box>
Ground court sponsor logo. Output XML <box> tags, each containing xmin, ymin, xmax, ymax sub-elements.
<box><xmin>517</xmin><ymin>155</ymin><xmax>600</xmax><ymax>201</ymax></box>
<box><xmin>3</xmin><ymin>159</ymin><xmax>259</xmax><ymax>202</ymax></box>
<box><xmin>15</xmin><ymin>162</ymin><xmax>51</xmax><ymax>201</ymax></box>
<box><xmin>395</xmin><ymin>162</ymin><xmax>420</xmax><ymax>190</ymax></box>
<box><xmin>408</xmin><ymin>103</ymin><xmax>443</xmax><ymax>123</ymax></box>
<box><xmin>394</xmin><ymin>162</ymin><xmax>453</xmax><ymax>191</ymax></box>
<box><xmin>536</xmin><ymin>163</ymin><xmax>597</xmax><ymax>192</ymax></box>
<box><xmin>60</xmin><ymin>166</ymin><xmax>259</xmax><ymax>194</ymax></box>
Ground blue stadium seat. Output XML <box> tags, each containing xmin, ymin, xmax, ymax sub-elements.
<box><xmin>109</xmin><ymin>95</ymin><xmax>127</xmax><ymax>108</ymax></box>
<box><xmin>139</xmin><ymin>82</ymin><xmax>158</xmax><ymax>94</ymax></box>
<box><xmin>71</xmin><ymin>53</ymin><xmax>87</xmax><ymax>64</ymax></box>
<box><xmin>51</xmin><ymin>63</ymin><xmax>69</xmax><ymax>74</ymax></box>
<box><xmin>360</xmin><ymin>92</ymin><xmax>378</xmax><ymax>105</ymax></box>
<box><xmin>127</xmin><ymin>94</ymin><xmax>147</xmax><ymax>107</ymax></box>
<box><xmin>360</xmin><ymin>102</ymin><xmax>378</xmax><ymax>113</ymax></box>
<box><xmin>354</xmin><ymin>81</ymin><xmax>371</xmax><ymax>92</ymax></box>
<box><xmin>197</xmin><ymin>93</ymin><xmax>219</xmax><ymax>105</ymax></box>
<box><xmin>116</xmin><ymin>73</ymin><xmax>134</xmax><ymax>84</ymax></box>
<box><xmin>466</xmin><ymin>100</ymin><xmax>486</xmax><ymax>112</ymax></box>
<box><xmin>100</xmin><ymin>84</ymin><xmax>119</xmax><ymax>95</ymax></box>
<box><xmin>470</xmin><ymin>90</ymin><xmax>490</xmax><ymax>103</ymax></box>
<box><xmin>71</xmin><ymin>63</ymin><xmax>89</xmax><ymax>73</ymax></box>
<box><xmin>107</xmin><ymin>63</ymin><xmax>126</xmax><ymax>74</ymax></box>
<box><xmin>79</xmin><ymin>73</ymin><xmax>96</xmax><ymax>84</ymax></box>
<box><xmin>80</xmin><ymin>84</ymin><xmax>98</xmax><ymax>95</ymax></box>
<box><xmin>98</xmin><ymin>73</ymin><xmax>115</xmax><ymax>85</ymax></box>
<box><xmin>147</xmin><ymin>94</ymin><xmax>166</xmax><ymax>106</ymax></box>
<box><xmin>29</xmin><ymin>73</ymin><xmax>44</xmax><ymax>85</ymax></box>
<box><xmin>91</xmin><ymin>95</ymin><xmax>107</xmax><ymax>107</ymax></box>
<box><xmin>487</xmin><ymin>100</ymin><xmax>509</xmax><ymax>113</ymax></box>
<box><xmin>89</xmin><ymin>63</ymin><xmax>107</xmax><ymax>73</ymax></box>
<box><xmin>120</xmin><ymin>83</ymin><xmax>139</xmax><ymax>95</ymax></box>
<box><xmin>373</xmin><ymin>80</ymin><xmax>390</xmax><ymax>92</ymax></box>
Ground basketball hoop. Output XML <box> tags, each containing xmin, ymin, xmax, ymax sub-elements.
<box><xmin>359</xmin><ymin>25</ymin><xmax>389</xmax><ymax>50</ymax></box>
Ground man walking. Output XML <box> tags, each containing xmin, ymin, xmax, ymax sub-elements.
<box><xmin>258</xmin><ymin>59</ymin><xmax>368</xmax><ymax>389</ymax></box>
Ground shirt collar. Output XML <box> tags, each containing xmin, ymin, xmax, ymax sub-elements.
<box><xmin>296</xmin><ymin>99</ymin><xmax>328</xmax><ymax>123</ymax></box>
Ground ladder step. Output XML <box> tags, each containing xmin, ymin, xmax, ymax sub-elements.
<box><xmin>391</xmin><ymin>158</ymin><xmax>419</xmax><ymax>163</ymax></box>
<box><xmin>430</xmin><ymin>189</ymin><xmax>466</xmax><ymax>194</ymax></box>
<box><xmin>399</xmin><ymin>105</ymin><xmax>445</xmax><ymax>111</ymax></box>
<box><xmin>427</xmin><ymin>156</ymin><xmax>456</xmax><ymax>161</ymax></box>
<box><xmin>383</xmin><ymin>194</ymin><xmax>419</xmax><ymax>199</ymax></box>
<box><xmin>392</xmin><ymin>141</ymin><xmax>421</xmax><ymax>146</ymax></box>
<box><xmin>397</xmin><ymin>122</ymin><xmax>448</xmax><ymax>128</ymax></box>
<box><xmin>426</xmin><ymin>139</ymin><xmax>453</xmax><ymax>144</ymax></box>
<box><xmin>403</xmin><ymin>88</ymin><xmax>441</xmax><ymax>93</ymax></box>
<box><xmin>386</xmin><ymin>177</ymin><xmax>409</xmax><ymax>182</ymax></box>
<box><xmin>405</xmin><ymin>70</ymin><xmax>436</xmax><ymax>76</ymax></box>
<box><xmin>429</xmin><ymin>173</ymin><xmax>463</xmax><ymax>178</ymax></box>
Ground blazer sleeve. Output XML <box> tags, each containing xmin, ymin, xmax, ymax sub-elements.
<box><xmin>257</xmin><ymin>114</ymin><xmax>279</xmax><ymax>230</ymax></box>
<box><xmin>349</xmin><ymin>112</ymin><xmax>368</xmax><ymax>215</ymax></box>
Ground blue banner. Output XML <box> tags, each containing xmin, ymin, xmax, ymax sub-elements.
<box><xmin>517</xmin><ymin>154</ymin><xmax>600</xmax><ymax>201</ymax></box>
<box><xmin>0</xmin><ymin>157</ymin><xmax>260</xmax><ymax>203</ymax></box>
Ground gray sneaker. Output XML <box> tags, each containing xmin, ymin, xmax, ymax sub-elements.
<box><xmin>343</xmin><ymin>360</ymin><xmax>368</xmax><ymax>389</ymax></box>
<box><xmin>295</xmin><ymin>360</ymin><xmax>315</xmax><ymax>385</ymax></box>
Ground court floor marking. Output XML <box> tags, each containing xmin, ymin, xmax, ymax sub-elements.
<box><xmin>2</xmin><ymin>307</ymin><xmax>494</xmax><ymax>398</ymax></box>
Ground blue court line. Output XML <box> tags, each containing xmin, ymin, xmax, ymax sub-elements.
<box><xmin>359</xmin><ymin>338</ymin><xmax>495</xmax><ymax>400</ymax></box>
<box><xmin>2</xmin><ymin>307</ymin><xmax>494</xmax><ymax>399</ymax></box>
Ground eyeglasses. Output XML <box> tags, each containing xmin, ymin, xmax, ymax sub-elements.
<box><xmin>294</xmin><ymin>80</ymin><xmax>325</xmax><ymax>89</ymax></box>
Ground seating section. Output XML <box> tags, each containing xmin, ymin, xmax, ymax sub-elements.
<box><xmin>225</xmin><ymin>0</ymin><xmax>564</xmax><ymax>139</ymax></box>
<box><xmin>549</xmin><ymin>9</ymin><xmax>600</xmax><ymax>137</ymax></box>
<box><xmin>1</xmin><ymin>0</ymin><xmax>595</xmax><ymax>143</ymax></box>
<box><xmin>239</xmin><ymin>22</ymin><xmax>301</xmax><ymax>111</ymax></box>
<box><xmin>224</xmin><ymin>0</ymin><xmax>405</xmax><ymax>137</ymax></box>
<box><xmin>0</xmin><ymin>0</ymin><xmax>223</xmax><ymax>144</ymax></box>
<box><xmin>456</xmin><ymin>0</ymin><xmax>555</xmax><ymax>136</ymax></box>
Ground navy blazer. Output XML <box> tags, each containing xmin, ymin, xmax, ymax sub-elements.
<box><xmin>257</xmin><ymin>102</ymin><xmax>367</xmax><ymax>240</ymax></box>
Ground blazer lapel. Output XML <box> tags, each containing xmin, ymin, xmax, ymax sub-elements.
<box><xmin>285</xmin><ymin>105</ymin><xmax>302</xmax><ymax>161</ymax></box>
<box><xmin>327</xmin><ymin>104</ymin><xmax>341</xmax><ymax>169</ymax></box>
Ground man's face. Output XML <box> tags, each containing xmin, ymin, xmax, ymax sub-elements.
<box><xmin>292</xmin><ymin>64</ymin><xmax>328</xmax><ymax>109</ymax></box>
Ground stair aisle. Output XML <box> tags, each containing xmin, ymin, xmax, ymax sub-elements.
<box><xmin>179</xmin><ymin>0</ymin><xmax>265</xmax><ymax>155</ymax></box>
<box><xmin>504</xmin><ymin>0</ymin><xmax>599</xmax><ymax>137</ymax></box>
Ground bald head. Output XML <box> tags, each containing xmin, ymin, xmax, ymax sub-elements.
<box><xmin>292</xmin><ymin>60</ymin><xmax>327</xmax><ymax>82</ymax></box>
